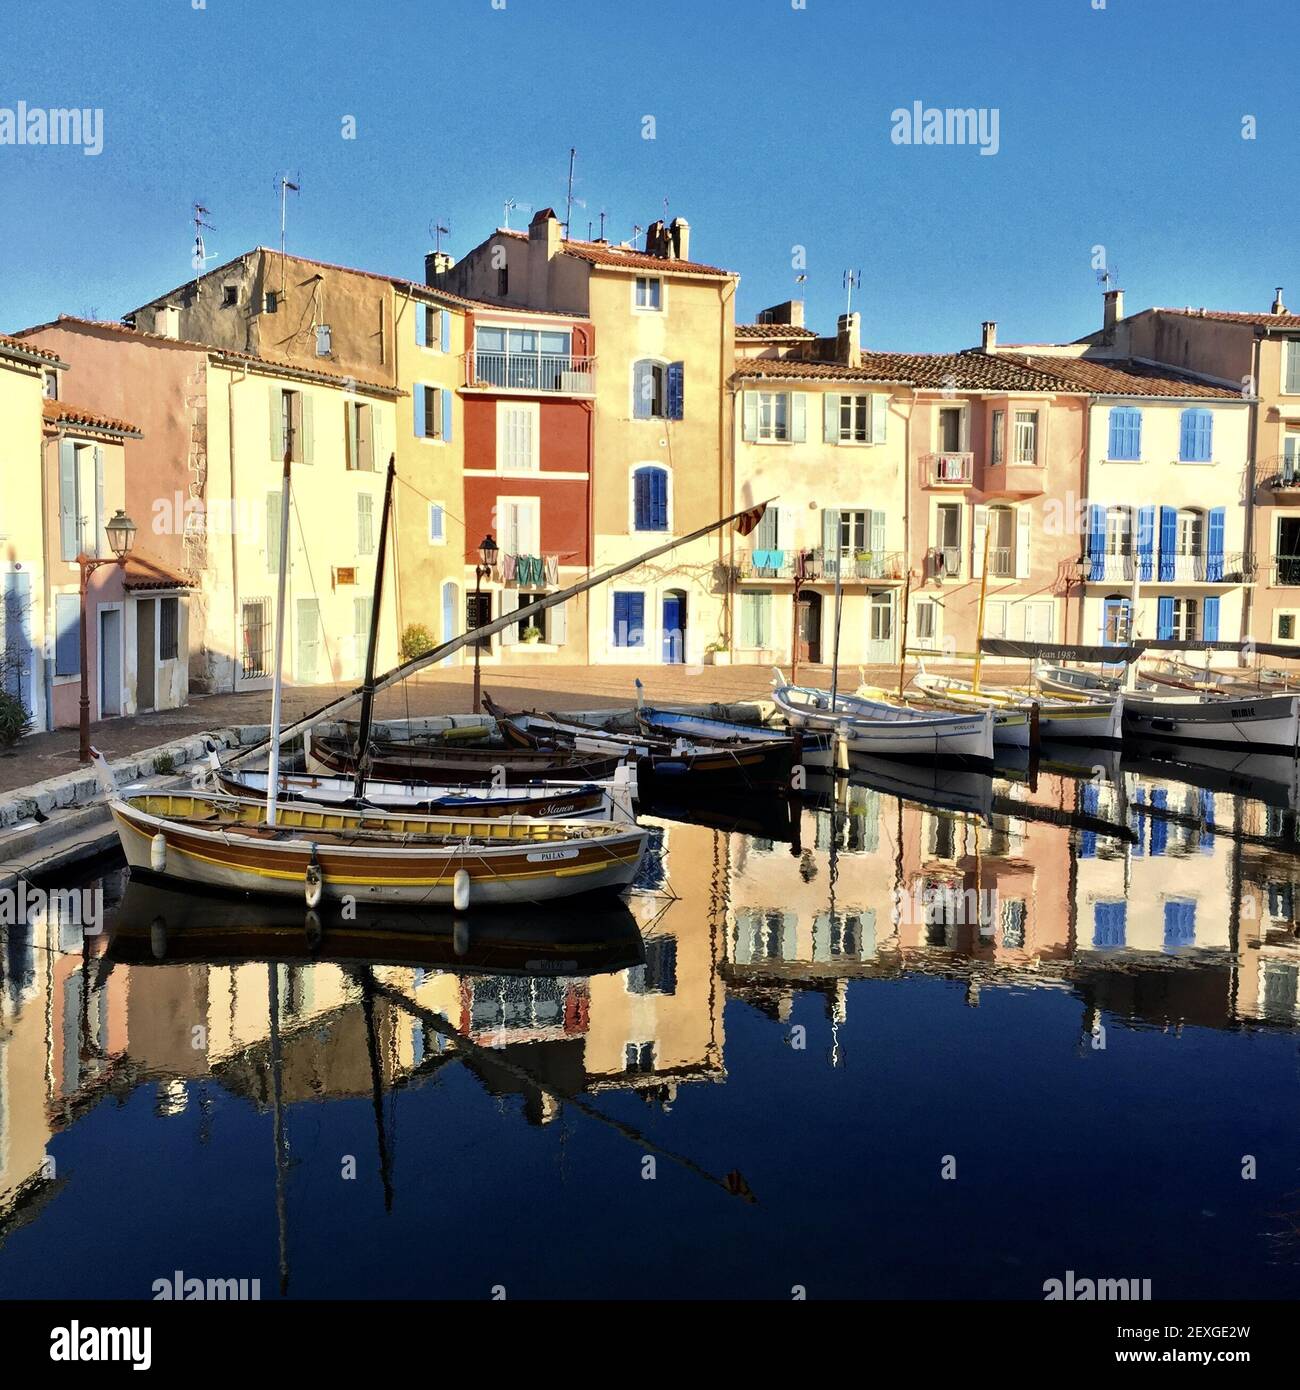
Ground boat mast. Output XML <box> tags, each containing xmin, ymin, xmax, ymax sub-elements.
<box><xmin>973</xmin><ymin>523</ymin><xmax>991</xmax><ymax>694</ymax></box>
<box><xmin>352</xmin><ymin>454</ymin><xmax>396</xmax><ymax>799</ymax></box>
<box><xmin>1123</xmin><ymin>536</ymin><xmax>1142</xmax><ymax>692</ymax></box>
<box><xmin>830</xmin><ymin>510</ymin><xmax>844</xmax><ymax>707</ymax></box>
<box><xmin>265</xmin><ymin>441</ymin><xmax>294</xmax><ymax>827</ymax></box>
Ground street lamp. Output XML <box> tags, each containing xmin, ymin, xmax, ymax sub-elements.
<box><xmin>78</xmin><ymin>509</ymin><xmax>136</xmax><ymax>764</ymax></box>
<box><xmin>472</xmin><ymin>532</ymin><xmax>498</xmax><ymax>714</ymax></box>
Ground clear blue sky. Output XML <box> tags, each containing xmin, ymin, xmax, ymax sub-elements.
<box><xmin>1</xmin><ymin>0</ymin><xmax>1294</xmax><ymax>351</ymax></box>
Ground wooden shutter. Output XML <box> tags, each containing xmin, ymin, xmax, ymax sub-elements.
<box><xmin>1137</xmin><ymin>505</ymin><xmax>1155</xmax><ymax>581</ymax></box>
<box><xmin>790</xmin><ymin>392</ymin><xmax>807</xmax><ymax>443</ymax></box>
<box><xmin>269</xmin><ymin>384</ymin><xmax>284</xmax><ymax>459</ymax></box>
<box><xmin>742</xmin><ymin>391</ymin><xmax>758</xmax><ymax>441</ymax></box>
<box><xmin>550</xmin><ymin>599</ymin><xmax>567</xmax><ymax>646</ymax></box>
<box><xmin>1202</xmin><ymin>595</ymin><xmax>1220</xmax><ymax>641</ymax></box>
<box><xmin>824</xmin><ymin>394</ymin><xmax>839</xmax><ymax>443</ymax></box>
<box><xmin>414</xmin><ymin>305</ymin><xmax>426</xmax><ymax>349</ymax></box>
<box><xmin>972</xmin><ymin>505</ymin><xmax>989</xmax><ymax>578</ymax></box>
<box><xmin>442</xmin><ymin>389</ymin><xmax>453</xmax><ymax>444</ymax></box>
<box><xmin>869</xmin><ymin>510</ymin><xmax>886</xmax><ymax>556</ymax></box>
<box><xmin>413</xmin><ymin>385</ymin><xmax>426</xmax><ymax>439</ymax></box>
<box><xmin>1157</xmin><ymin>595</ymin><xmax>1175</xmax><ymax>639</ymax></box>
<box><xmin>1207</xmin><ymin>507</ymin><xmax>1225</xmax><ymax>580</ymax></box>
<box><xmin>634</xmin><ymin>362</ymin><xmax>652</xmax><ymax>419</ymax></box>
<box><xmin>429</xmin><ymin>503</ymin><xmax>444</xmax><ymax>543</ymax></box>
<box><xmin>440</xmin><ymin>309</ymin><xmax>451</xmax><ymax>354</ymax></box>
<box><xmin>633</xmin><ymin>469</ymin><xmax>651</xmax><ymax>530</ymax></box>
<box><xmin>1158</xmin><ymin>506</ymin><xmax>1177</xmax><ymax>580</ymax></box>
<box><xmin>93</xmin><ymin>446</ymin><xmax>106</xmax><ymax>558</ymax></box>
<box><xmin>667</xmin><ymin>362</ymin><xmax>684</xmax><ymax>420</ymax></box>
<box><xmin>266</xmin><ymin>490</ymin><xmax>282</xmax><ymax>574</ymax></box>
<box><xmin>821</xmin><ymin>508</ymin><xmax>838</xmax><ymax>569</ymax></box>
<box><xmin>871</xmin><ymin>393</ymin><xmax>889</xmax><ymax>443</ymax></box>
<box><xmin>59</xmin><ymin>439</ymin><xmax>78</xmax><ymax>561</ymax></box>
<box><xmin>357</xmin><ymin>493</ymin><xmax>374</xmax><ymax>555</ymax></box>
<box><xmin>1015</xmin><ymin>506</ymin><xmax>1031</xmax><ymax>578</ymax></box>
<box><xmin>54</xmin><ymin>593</ymin><xmax>80</xmax><ymax>676</ymax></box>
<box><xmin>500</xmin><ymin>590</ymin><xmax>519</xmax><ymax>645</ymax></box>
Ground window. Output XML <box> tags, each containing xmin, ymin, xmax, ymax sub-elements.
<box><xmin>159</xmin><ymin>597</ymin><xmax>179</xmax><ymax>660</ymax></box>
<box><xmin>346</xmin><ymin>402</ymin><xmax>375</xmax><ymax>471</ymax></box>
<box><xmin>222</xmin><ymin>285</ymin><xmax>238</xmax><ymax>307</ymax></box>
<box><xmin>272</xmin><ymin>387</ymin><xmax>308</xmax><ymax>463</ymax></box>
<box><xmin>241</xmin><ymin>599</ymin><xmax>271</xmax><ymax>678</ymax></box>
<box><xmin>632</xmin><ymin>466</ymin><xmax>669</xmax><ymax>532</ymax></box>
<box><xmin>1103</xmin><ymin>596</ymin><xmax>1131</xmax><ymax>645</ymax></box>
<box><xmin>357</xmin><ymin>493</ymin><xmax>375</xmax><ymax>556</ymax></box>
<box><xmin>415</xmin><ymin>384</ymin><xmax>452</xmax><ymax>443</ymax></box>
<box><xmin>315</xmin><ymin>323</ymin><xmax>332</xmax><ymax>356</ymax></box>
<box><xmin>759</xmin><ymin>391</ymin><xmax>788</xmax><ymax>440</ymax></box>
<box><xmin>499</xmin><ymin>499</ymin><xmax>539</xmax><ymax>557</ymax></box>
<box><xmin>497</xmin><ymin>401</ymin><xmax>538</xmax><ymax>471</ymax></box>
<box><xmin>264</xmin><ymin>291</ymin><xmax>278</xmax><ymax>314</ymax></box>
<box><xmin>1024</xmin><ymin>600</ymin><xmax>1054</xmax><ymax>643</ymax></box>
<box><xmin>416</xmin><ymin>305</ymin><xmax>449</xmax><ymax>351</ymax></box>
<box><xmin>1279</xmin><ymin>615</ymin><xmax>1296</xmax><ymax>641</ymax></box>
<box><xmin>914</xmin><ymin>599</ymin><xmax>938</xmax><ymax>646</ymax></box>
<box><xmin>497</xmin><ymin>264</ymin><xmax>509</xmax><ymax>297</ymax></box>
<box><xmin>1172</xmin><ymin>597</ymin><xmax>1199</xmax><ymax>641</ymax></box>
<box><xmin>1105</xmin><ymin>505</ymin><xmax>1132</xmax><ymax>556</ymax></box>
<box><xmin>1093</xmin><ymin>901</ymin><xmax>1127</xmax><ymax>949</ymax></box>
<box><xmin>1285</xmin><ymin>341</ymin><xmax>1300</xmax><ymax>395</ymax></box>
<box><xmin>939</xmin><ymin>406</ymin><xmax>962</xmax><ymax>452</ymax></box>
<box><xmin>57</xmin><ymin>442</ymin><xmax>82</xmax><ymax>562</ymax></box>
<box><xmin>1163</xmin><ymin>899</ymin><xmax>1197</xmax><ymax>950</ymax></box>
<box><xmin>428</xmin><ymin>503</ymin><xmax>445</xmax><ymax>545</ymax></box>
<box><xmin>42</xmin><ymin>369</ymin><xmax>58</xmax><ymax>400</ymax></box>
<box><xmin>54</xmin><ymin>593</ymin><xmax>79</xmax><ymax>677</ymax></box>
<box><xmin>1176</xmin><ymin>508</ymin><xmax>1204</xmax><ymax>557</ymax></box>
<box><xmin>739</xmin><ymin>590</ymin><xmax>772</xmax><ymax>648</ymax></box>
<box><xmin>475</xmin><ymin>327</ymin><xmax>574</xmax><ymax>389</ymax></box>
<box><xmin>613</xmin><ymin>591</ymin><xmax>645</xmax><ymax>648</ymax></box>
<box><xmin>1107</xmin><ymin>406</ymin><xmax>1142</xmax><ymax>461</ymax></box>
<box><xmin>991</xmin><ymin>408</ymin><xmax>1004</xmax><ymax>465</ymax></box>
<box><xmin>743</xmin><ymin>389</ymin><xmax>807</xmax><ymax>443</ymax></box>
<box><xmin>935</xmin><ymin>503</ymin><xmax>961</xmax><ymax>575</ymax></box>
<box><xmin>514</xmin><ymin>592</ymin><xmax>546</xmax><ymax>642</ymax></box>
<box><xmin>839</xmin><ymin>394</ymin><xmax>870</xmax><ymax>443</ymax></box>
<box><xmin>1179</xmin><ymin>407</ymin><xmax>1213</xmax><ymax>462</ymax></box>
<box><xmin>465</xmin><ymin>591</ymin><xmax>492</xmax><ymax>649</ymax></box>
<box><xmin>1013</xmin><ymin>409</ymin><xmax>1039</xmax><ymax>464</ymax></box>
<box><xmin>624</xmin><ymin>1042</ymin><xmax>656</xmax><ymax>1074</ymax></box>
<box><xmin>634</xmin><ymin>276</ymin><xmax>662</xmax><ymax>311</ymax></box>
<box><xmin>633</xmin><ymin>359</ymin><xmax>684</xmax><ymax>420</ymax></box>
<box><xmin>988</xmin><ymin>505</ymin><xmax>1015</xmax><ymax>576</ymax></box>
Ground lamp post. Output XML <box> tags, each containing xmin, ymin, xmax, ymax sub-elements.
<box><xmin>472</xmin><ymin>532</ymin><xmax>498</xmax><ymax>714</ymax></box>
<box><xmin>78</xmin><ymin>509</ymin><xmax>136</xmax><ymax>764</ymax></box>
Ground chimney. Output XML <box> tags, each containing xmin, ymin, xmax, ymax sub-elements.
<box><xmin>155</xmin><ymin>304</ymin><xmax>180</xmax><ymax>339</ymax></box>
<box><xmin>981</xmin><ymin>320</ymin><xmax>997</xmax><ymax>352</ymax></box>
<box><xmin>836</xmin><ymin>311</ymin><xmax>861</xmax><ymax>369</ymax></box>
<box><xmin>425</xmin><ymin>250</ymin><xmax>454</xmax><ymax>284</ymax></box>
<box><xmin>1272</xmin><ymin>286</ymin><xmax>1288</xmax><ymax>315</ymax></box>
<box><xmin>669</xmin><ymin>217</ymin><xmax>691</xmax><ymax>262</ymax></box>
<box><xmin>644</xmin><ymin>219</ymin><xmax>669</xmax><ymax>259</ymax></box>
<box><xmin>1103</xmin><ymin>287</ymin><xmax>1124</xmax><ymax>341</ymax></box>
<box><xmin>757</xmin><ymin>300</ymin><xmax>804</xmax><ymax>328</ymax></box>
<box><xmin>529</xmin><ymin>207</ymin><xmax>561</xmax><ymax>256</ymax></box>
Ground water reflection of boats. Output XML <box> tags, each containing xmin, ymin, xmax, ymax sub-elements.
<box><xmin>106</xmin><ymin>877</ymin><xmax>646</xmax><ymax>977</ymax></box>
<box><xmin>839</xmin><ymin>754</ymin><xmax>994</xmax><ymax>820</ymax></box>
<box><xmin>1122</xmin><ymin>738</ymin><xmax>1300</xmax><ymax>812</ymax></box>
<box><xmin>638</xmin><ymin>792</ymin><xmax>801</xmax><ymax>845</ymax></box>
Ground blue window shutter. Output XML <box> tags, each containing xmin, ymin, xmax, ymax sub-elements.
<box><xmin>1179</xmin><ymin>408</ymin><xmax>1193</xmax><ymax>460</ymax></box>
<box><xmin>614</xmin><ymin>592</ymin><xmax>628</xmax><ymax>645</ymax></box>
<box><xmin>442</xmin><ymin>388</ymin><xmax>453</xmax><ymax>443</ymax></box>
<box><xmin>54</xmin><ymin>593</ymin><xmax>80</xmax><ymax>677</ymax></box>
<box><xmin>1080</xmin><ymin>784</ymin><xmax>1099</xmax><ymax>857</ymax></box>
<box><xmin>652</xmin><ymin>468</ymin><xmax>668</xmax><ymax>529</ymax></box>
<box><xmin>59</xmin><ymin>440</ymin><xmax>79</xmax><ymax>561</ymax></box>
<box><xmin>634</xmin><ymin>470</ymin><xmax>651</xmax><ymax>530</ymax></box>
<box><xmin>1163</xmin><ymin>900</ymin><xmax>1196</xmax><ymax>950</ymax></box>
<box><xmin>1092</xmin><ymin>902</ymin><xmax>1126</xmax><ymax>948</ymax></box>
<box><xmin>413</xmin><ymin>386</ymin><xmax>426</xmax><ymax>439</ymax></box>
<box><xmin>1107</xmin><ymin>408</ymin><xmax>1123</xmax><ymax>460</ymax></box>
<box><xmin>1109</xmin><ymin>407</ymin><xmax>1141</xmax><ymax>460</ymax></box>
<box><xmin>440</xmin><ymin>309</ymin><xmax>451</xmax><ymax>353</ymax></box>
<box><xmin>1206</xmin><ymin>507</ymin><xmax>1225</xmax><ymax>580</ymax></box>
<box><xmin>1158</xmin><ymin>506</ymin><xmax>1176</xmax><ymax>580</ymax></box>
<box><xmin>667</xmin><ymin>362</ymin><xmax>684</xmax><ymax>420</ymax></box>
<box><xmin>1087</xmin><ymin>503</ymin><xmax>1105</xmax><ymax>581</ymax></box>
<box><xmin>1136</xmin><ymin>505</ymin><xmax>1155</xmax><ymax>581</ymax></box>
<box><xmin>1202</xmin><ymin>595</ymin><xmax>1220</xmax><ymax>641</ymax></box>
<box><xmin>630</xmin><ymin>593</ymin><xmax>645</xmax><ymax>643</ymax></box>
<box><xmin>1150</xmin><ymin>789</ymin><xmax>1168</xmax><ymax>855</ymax></box>
<box><xmin>414</xmin><ymin>307</ymin><xmax>426</xmax><ymax>349</ymax></box>
<box><xmin>1180</xmin><ymin>408</ymin><xmax>1212</xmax><ymax>462</ymax></box>
<box><xmin>1157</xmin><ymin>594</ymin><xmax>1175</xmax><ymax>639</ymax></box>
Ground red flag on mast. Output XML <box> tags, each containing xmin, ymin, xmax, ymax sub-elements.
<box><xmin>733</xmin><ymin>501</ymin><xmax>767</xmax><ymax>536</ymax></box>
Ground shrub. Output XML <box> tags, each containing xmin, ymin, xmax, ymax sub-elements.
<box><xmin>153</xmin><ymin>752</ymin><xmax>175</xmax><ymax>775</ymax></box>
<box><xmin>0</xmin><ymin>690</ymin><xmax>31</xmax><ymax>749</ymax></box>
<box><xmin>521</xmin><ymin>625</ymin><xmax>543</xmax><ymax>642</ymax></box>
<box><xmin>400</xmin><ymin>623</ymin><xmax>436</xmax><ymax>663</ymax></box>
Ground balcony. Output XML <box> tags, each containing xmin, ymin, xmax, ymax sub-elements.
<box><xmin>929</xmin><ymin>546</ymin><xmax>962</xmax><ymax>579</ymax></box>
<box><xmin>735</xmin><ymin>548</ymin><xmax>906</xmax><ymax>583</ymax></box>
<box><xmin>1274</xmin><ymin>555</ymin><xmax>1300</xmax><ymax>587</ymax></box>
<box><xmin>1260</xmin><ymin>455</ymin><xmax>1300</xmax><ymax>494</ymax></box>
<box><xmin>922</xmin><ymin>451</ymin><xmax>974</xmax><ymax>487</ymax></box>
<box><xmin>463</xmin><ymin>350</ymin><xmax>596</xmax><ymax>395</ymax></box>
<box><xmin>1078</xmin><ymin>551</ymin><xmax>1254</xmax><ymax>584</ymax></box>
<box><xmin>985</xmin><ymin>548</ymin><xmax>1016</xmax><ymax>579</ymax></box>
<box><xmin>820</xmin><ymin>549</ymin><xmax>906</xmax><ymax>582</ymax></box>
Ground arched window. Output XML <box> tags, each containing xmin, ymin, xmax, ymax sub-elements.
<box><xmin>631</xmin><ymin>464</ymin><xmax>670</xmax><ymax>533</ymax></box>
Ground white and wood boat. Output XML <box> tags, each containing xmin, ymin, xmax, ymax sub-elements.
<box><xmin>911</xmin><ymin>666</ymin><xmax>1124</xmax><ymax>745</ymax></box>
<box><xmin>771</xmin><ymin>672</ymin><xmax>995</xmax><ymax>765</ymax></box>
<box><xmin>108</xmin><ymin>791</ymin><xmax>649</xmax><ymax>907</ymax></box>
<box><xmin>1121</xmin><ymin>690</ymin><xmax>1300</xmax><ymax>755</ymax></box>
<box><xmin>1034</xmin><ymin>662</ymin><xmax>1122</xmax><ymax>699</ymax></box>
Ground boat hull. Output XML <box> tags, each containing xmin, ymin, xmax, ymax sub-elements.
<box><xmin>308</xmin><ymin>734</ymin><xmax>627</xmax><ymax>785</ymax></box>
<box><xmin>1121</xmin><ymin>692</ymin><xmax>1300</xmax><ymax>754</ymax></box>
<box><xmin>637</xmin><ymin>707</ymin><xmax>834</xmax><ymax>768</ymax></box>
<box><xmin>109</xmin><ymin>794</ymin><xmax>648</xmax><ymax>907</ymax></box>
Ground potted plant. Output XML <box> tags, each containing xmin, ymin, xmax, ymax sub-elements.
<box><xmin>705</xmin><ymin>640</ymin><xmax>730</xmax><ymax>666</ymax></box>
<box><xmin>521</xmin><ymin>625</ymin><xmax>543</xmax><ymax>645</ymax></box>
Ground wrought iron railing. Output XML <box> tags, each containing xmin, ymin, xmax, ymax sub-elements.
<box><xmin>464</xmin><ymin>350</ymin><xmax>596</xmax><ymax>393</ymax></box>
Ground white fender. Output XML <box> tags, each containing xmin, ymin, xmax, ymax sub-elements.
<box><xmin>149</xmin><ymin>833</ymin><xmax>167</xmax><ymax>873</ymax></box>
<box><xmin>453</xmin><ymin>868</ymin><xmax>471</xmax><ymax>911</ymax></box>
<box><xmin>305</xmin><ymin>853</ymin><xmax>324</xmax><ymax>910</ymax></box>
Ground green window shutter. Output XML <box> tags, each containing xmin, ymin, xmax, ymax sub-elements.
<box><xmin>821</xmin><ymin>507</ymin><xmax>838</xmax><ymax>556</ymax></box>
<box><xmin>266</xmin><ymin>490</ymin><xmax>282</xmax><ymax>574</ymax></box>
<box><xmin>823</xmin><ymin>394</ymin><xmax>839</xmax><ymax>443</ymax></box>
<box><xmin>269</xmin><ymin>384</ymin><xmax>283</xmax><ymax>459</ymax></box>
<box><xmin>739</xmin><ymin>594</ymin><xmax>755</xmax><ymax>648</ymax></box>
<box><xmin>870</xmin><ymin>393</ymin><xmax>888</xmax><ymax>443</ymax></box>
<box><xmin>301</xmin><ymin>394</ymin><xmax>314</xmax><ymax>464</ymax></box>
<box><xmin>790</xmin><ymin>392</ymin><xmax>807</xmax><ymax>443</ymax></box>
<box><xmin>742</xmin><ymin>391</ymin><xmax>758</xmax><ymax>441</ymax></box>
<box><xmin>869</xmin><ymin>510</ymin><xmax>886</xmax><ymax>554</ymax></box>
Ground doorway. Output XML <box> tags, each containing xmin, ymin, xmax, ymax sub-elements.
<box><xmin>867</xmin><ymin>591</ymin><xmax>894</xmax><ymax>664</ymax></box>
<box><xmin>796</xmin><ymin>591</ymin><xmax>822</xmax><ymax>664</ymax></box>
<box><xmin>135</xmin><ymin>598</ymin><xmax>156</xmax><ymax>712</ymax></box>
<box><xmin>296</xmin><ymin>598</ymin><xmax>321</xmax><ymax>681</ymax></box>
<box><xmin>99</xmin><ymin>608</ymin><xmax>121</xmax><ymax>717</ymax></box>
<box><xmin>662</xmin><ymin>589</ymin><xmax>686</xmax><ymax>663</ymax></box>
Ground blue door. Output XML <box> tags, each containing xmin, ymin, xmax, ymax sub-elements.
<box><xmin>662</xmin><ymin>592</ymin><xmax>685</xmax><ymax>663</ymax></box>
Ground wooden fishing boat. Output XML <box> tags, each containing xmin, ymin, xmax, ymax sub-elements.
<box><xmin>1121</xmin><ymin>690</ymin><xmax>1300</xmax><ymax>755</ymax></box>
<box><xmin>483</xmin><ymin>697</ymin><xmax>797</xmax><ymax>792</ymax></box>
<box><xmin>911</xmin><ymin>666</ymin><xmax>1124</xmax><ymax>745</ymax></box>
<box><xmin>211</xmin><ymin>764</ymin><xmax>634</xmax><ymax>822</ymax></box>
<box><xmin>1034</xmin><ymin>662</ymin><xmax>1122</xmax><ymax>699</ymax></box>
<box><xmin>771</xmin><ymin>673</ymin><xmax>995</xmax><ymax>765</ymax></box>
<box><xmin>632</xmin><ymin>680</ymin><xmax>834</xmax><ymax>767</ymax></box>
<box><xmin>107</xmin><ymin>791</ymin><xmax>649</xmax><ymax>907</ymax></box>
<box><xmin>860</xmin><ymin>673</ymin><xmax>1030</xmax><ymax>749</ymax></box>
<box><xmin>306</xmin><ymin>731</ymin><xmax>627</xmax><ymax>785</ymax></box>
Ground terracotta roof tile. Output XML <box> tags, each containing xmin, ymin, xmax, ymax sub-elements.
<box><xmin>1157</xmin><ymin>307</ymin><xmax>1300</xmax><ymax>331</ymax></box>
<box><xmin>998</xmin><ymin>353</ymin><xmax>1244</xmax><ymax>398</ymax></box>
<box><xmin>733</xmin><ymin>350</ymin><xmax>1073</xmax><ymax>392</ymax></box>
<box><xmin>497</xmin><ymin>228</ymin><xmax>735</xmax><ymax>279</ymax></box>
<box><xmin>42</xmin><ymin>397</ymin><xmax>142</xmax><ymax>436</ymax></box>
<box><xmin>736</xmin><ymin>323</ymin><xmax>817</xmax><ymax>340</ymax></box>
<box><xmin>123</xmin><ymin>554</ymin><xmax>194</xmax><ymax>591</ymax></box>
<box><xmin>0</xmin><ymin>331</ymin><xmax>64</xmax><ymax>365</ymax></box>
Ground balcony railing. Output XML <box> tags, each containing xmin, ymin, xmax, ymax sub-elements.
<box><xmin>464</xmin><ymin>350</ymin><xmax>596</xmax><ymax>394</ymax></box>
<box><xmin>820</xmin><ymin>549</ymin><xmax>906</xmax><ymax>581</ymax></box>
<box><xmin>986</xmin><ymin>548</ymin><xmax>1015</xmax><ymax>578</ymax></box>
<box><xmin>735</xmin><ymin>549</ymin><xmax>906</xmax><ymax>582</ymax></box>
<box><xmin>1260</xmin><ymin>455</ymin><xmax>1300</xmax><ymax>492</ymax></box>
<box><xmin>923</xmin><ymin>451</ymin><xmax>974</xmax><ymax>486</ymax></box>
<box><xmin>1275</xmin><ymin>555</ymin><xmax>1300</xmax><ymax>587</ymax></box>
<box><xmin>1079</xmin><ymin>551</ymin><xmax>1253</xmax><ymax>583</ymax></box>
<box><xmin>930</xmin><ymin>546</ymin><xmax>961</xmax><ymax>578</ymax></box>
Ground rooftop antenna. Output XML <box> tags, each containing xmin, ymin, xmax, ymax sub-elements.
<box><xmin>502</xmin><ymin>197</ymin><xmax>531</xmax><ymax>230</ymax></box>
<box><xmin>564</xmin><ymin>147</ymin><xmax>576</xmax><ymax>240</ymax></box>
<box><xmin>1097</xmin><ymin>264</ymin><xmax>1120</xmax><ymax>289</ymax></box>
<box><xmin>276</xmin><ymin>171</ymin><xmax>300</xmax><ymax>255</ymax></box>
<box><xmin>191</xmin><ymin>201</ymin><xmax>216</xmax><ymax>271</ymax></box>
<box><xmin>843</xmin><ymin>268</ymin><xmax>862</xmax><ymax>316</ymax></box>
<box><xmin>598</xmin><ymin>209</ymin><xmax>607</xmax><ymax>241</ymax></box>
<box><xmin>428</xmin><ymin>217</ymin><xmax>451</xmax><ymax>254</ymax></box>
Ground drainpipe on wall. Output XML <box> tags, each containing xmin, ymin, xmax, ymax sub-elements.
<box><xmin>719</xmin><ymin>277</ymin><xmax>737</xmax><ymax>651</ymax></box>
<box><xmin>1242</xmin><ymin>336</ymin><xmax>1261</xmax><ymax>654</ymax></box>
<box><xmin>40</xmin><ymin>428</ymin><xmax>56</xmax><ymax>731</ymax></box>
<box><xmin>229</xmin><ymin>365</ymin><xmax>246</xmax><ymax>693</ymax></box>
<box><xmin>585</xmin><ymin>397</ymin><xmax>595</xmax><ymax>664</ymax></box>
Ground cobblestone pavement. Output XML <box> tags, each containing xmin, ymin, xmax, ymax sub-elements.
<box><xmin>0</xmin><ymin>660</ymin><xmax>1032</xmax><ymax>794</ymax></box>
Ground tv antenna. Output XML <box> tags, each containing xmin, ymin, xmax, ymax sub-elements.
<box><xmin>1096</xmin><ymin>264</ymin><xmax>1121</xmax><ymax>289</ymax></box>
<box><xmin>275</xmin><ymin>172</ymin><xmax>301</xmax><ymax>260</ymax></box>
<box><xmin>563</xmin><ymin>147</ymin><xmax>577</xmax><ymax>239</ymax></box>
<box><xmin>598</xmin><ymin>210</ymin><xmax>607</xmax><ymax>241</ymax></box>
<box><xmin>428</xmin><ymin>217</ymin><xmax>451</xmax><ymax>254</ymax></box>
<box><xmin>191</xmin><ymin>202</ymin><xmax>216</xmax><ymax>270</ymax></box>
<box><xmin>843</xmin><ymin>268</ymin><xmax>862</xmax><ymax>316</ymax></box>
<box><xmin>502</xmin><ymin>197</ymin><xmax>531</xmax><ymax>230</ymax></box>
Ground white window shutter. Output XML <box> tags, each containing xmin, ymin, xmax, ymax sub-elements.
<box><xmin>551</xmin><ymin>600</ymin><xmax>567</xmax><ymax>646</ymax></box>
<box><xmin>791</xmin><ymin>393</ymin><xmax>807</xmax><ymax>443</ymax></box>
<box><xmin>1015</xmin><ymin>506</ymin><xmax>1031</xmax><ymax>578</ymax></box>
<box><xmin>269</xmin><ymin>384</ymin><xmax>284</xmax><ymax>458</ymax></box>
<box><xmin>823</xmin><ymin>394</ymin><xmax>839</xmax><ymax>443</ymax></box>
<box><xmin>973</xmin><ymin>505</ymin><xmax>989</xmax><ymax>578</ymax></box>
<box><xmin>871</xmin><ymin>393</ymin><xmax>889</xmax><ymax>443</ymax></box>
<box><xmin>501</xmin><ymin>590</ymin><xmax>519</xmax><ymax>645</ymax></box>
<box><xmin>94</xmin><ymin>446</ymin><xmax>106</xmax><ymax>558</ymax></box>
<box><xmin>742</xmin><ymin>391</ymin><xmax>758</xmax><ymax>441</ymax></box>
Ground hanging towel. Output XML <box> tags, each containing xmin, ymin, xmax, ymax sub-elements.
<box><xmin>502</xmin><ymin>553</ymin><xmax>517</xmax><ymax>583</ymax></box>
<box><xmin>544</xmin><ymin>554</ymin><xmax>559</xmax><ymax>585</ymax></box>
